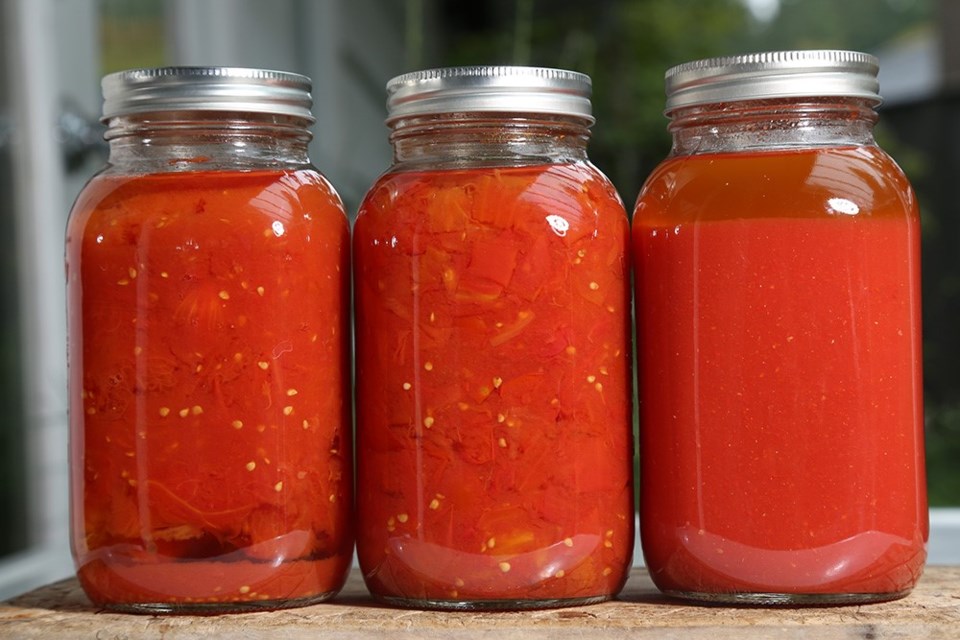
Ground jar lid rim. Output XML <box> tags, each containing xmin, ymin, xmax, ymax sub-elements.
<box><xmin>665</xmin><ymin>50</ymin><xmax>881</xmax><ymax>111</ymax></box>
<box><xmin>385</xmin><ymin>66</ymin><xmax>594</xmax><ymax>124</ymax></box>
<box><xmin>100</xmin><ymin>66</ymin><xmax>315</xmax><ymax>122</ymax></box>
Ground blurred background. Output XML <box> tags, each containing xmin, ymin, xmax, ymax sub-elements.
<box><xmin>1</xmin><ymin>0</ymin><xmax>957</xmax><ymax>599</ymax></box>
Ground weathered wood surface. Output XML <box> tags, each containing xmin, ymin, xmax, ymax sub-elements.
<box><xmin>2</xmin><ymin>567</ymin><xmax>958</xmax><ymax>639</ymax></box>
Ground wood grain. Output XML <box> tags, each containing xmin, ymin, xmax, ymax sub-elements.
<box><xmin>2</xmin><ymin>567</ymin><xmax>958</xmax><ymax>639</ymax></box>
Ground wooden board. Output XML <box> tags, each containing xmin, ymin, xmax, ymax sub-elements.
<box><xmin>2</xmin><ymin>567</ymin><xmax>958</xmax><ymax>639</ymax></box>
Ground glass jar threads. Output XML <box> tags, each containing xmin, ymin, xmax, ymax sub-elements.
<box><xmin>633</xmin><ymin>51</ymin><xmax>927</xmax><ymax>604</ymax></box>
<box><xmin>66</xmin><ymin>67</ymin><xmax>353</xmax><ymax>613</ymax></box>
<box><xmin>354</xmin><ymin>66</ymin><xmax>635</xmax><ymax>610</ymax></box>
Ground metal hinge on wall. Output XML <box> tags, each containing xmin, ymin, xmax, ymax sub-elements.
<box><xmin>0</xmin><ymin>104</ymin><xmax>106</xmax><ymax>172</ymax></box>
<box><xmin>57</xmin><ymin>102</ymin><xmax>106</xmax><ymax>171</ymax></box>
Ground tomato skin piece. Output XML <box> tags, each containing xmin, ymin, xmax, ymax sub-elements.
<box><xmin>634</xmin><ymin>146</ymin><xmax>927</xmax><ymax>599</ymax></box>
<box><xmin>354</xmin><ymin>162</ymin><xmax>634</xmax><ymax>607</ymax></box>
<box><xmin>66</xmin><ymin>169</ymin><xmax>353</xmax><ymax>610</ymax></box>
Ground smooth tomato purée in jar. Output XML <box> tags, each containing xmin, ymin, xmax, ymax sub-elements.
<box><xmin>634</xmin><ymin>146</ymin><xmax>927</xmax><ymax>596</ymax></box>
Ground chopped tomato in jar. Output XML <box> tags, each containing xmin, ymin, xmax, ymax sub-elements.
<box><xmin>354</xmin><ymin>162</ymin><xmax>634</xmax><ymax>607</ymax></box>
<box><xmin>66</xmin><ymin>169</ymin><xmax>352</xmax><ymax>610</ymax></box>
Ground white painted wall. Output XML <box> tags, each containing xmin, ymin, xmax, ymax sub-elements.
<box><xmin>0</xmin><ymin>0</ymin><xmax>79</xmax><ymax>603</ymax></box>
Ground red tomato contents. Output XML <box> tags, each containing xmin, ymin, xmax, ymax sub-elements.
<box><xmin>634</xmin><ymin>147</ymin><xmax>927</xmax><ymax>597</ymax></box>
<box><xmin>66</xmin><ymin>169</ymin><xmax>352</xmax><ymax>609</ymax></box>
<box><xmin>354</xmin><ymin>163</ymin><xmax>634</xmax><ymax>606</ymax></box>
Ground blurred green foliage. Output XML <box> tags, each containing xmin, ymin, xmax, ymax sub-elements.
<box><xmin>749</xmin><ymin>0</ymin><xmax>931</xmax><ymax>52</ymax></box>
<box><xmin>431</xmin><ymin>0</ymin><xmax>935</xmax><ymax>194</ymax></box>
<box><xmin>927</xmin><ymin>404</ymin><xmax>960</xmax><ymax>504</ymax></box>
<box><xmin>99</xmin><ymin>0</ymin><xmax>166</xmax><ymax>74</ymax></box>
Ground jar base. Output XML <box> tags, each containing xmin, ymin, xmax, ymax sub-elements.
<box><xmin>95</xmin><ymin>590</ymin><xmax>340</xmax><ymax>615</ymax></box>
<box><xmin>375</xmin><ymin>593</ymin><xmax>612</xmax><ymax>611</ymax></box>
<box><xmin>662</xmin><ymin>588</ymin><xmax>913</xmax><ymax>606</ymax></box>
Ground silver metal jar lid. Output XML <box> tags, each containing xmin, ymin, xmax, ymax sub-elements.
<box><xmin>385</xmin><ymin>66</ymin><xmax>594</xmax><ymax>124</ymax></box>
<box><xmin>100</xmin><ymin>67</ymin><xmax>314</xmax><ymax>122</ymax></box>
<box><xmin>664</xmin><ymin>50</ymin><xmax>881</xmax><ymax>112</ymax></box>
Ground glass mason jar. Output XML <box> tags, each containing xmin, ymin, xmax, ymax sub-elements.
<box><xmin>354</xmin><ymin>67</ymin><xmax>635</xmax><ymax>610</ymax></box>
<box><xmin>634</xmin><ymin>51</ymin><xmax>927</xmax><ymax>604</ymax></box>
<box><xmin>66</xmin><ymin>67</ymin><xmax>353</xmax><ymax>613</ymax></box>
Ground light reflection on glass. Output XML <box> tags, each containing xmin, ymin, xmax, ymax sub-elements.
<box><xmin>827</xmin><ymin>197</ymin><xmax>860</xmax><ymax>216</ymax></box>
<box><xmin>545</xmin><ymin>214</ymin><xmax>570</xmax><ymax>237</ymax></box>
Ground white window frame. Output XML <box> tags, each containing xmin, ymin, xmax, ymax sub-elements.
<box><xmin>0</xmin><ymin>0</ymin><xmax>75</xmax><ymax>601</ymax></box>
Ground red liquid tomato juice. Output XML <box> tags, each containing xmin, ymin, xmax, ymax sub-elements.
<box><xmin>354</xmin><ymin>163</ymin><xmax>634</xmax><ymax>606</ymax></box>
<box><xmin>66</xmin><ymin>169</ymin><xmax>352</xmax><ymax>609</ymax></box>
<box><xmin>634</xmin><ymin>147</ymin><xmax>927</xmax><ymax>598</ymax></box>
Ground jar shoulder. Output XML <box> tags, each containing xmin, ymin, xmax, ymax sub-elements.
<box><xmin>67</xmin><ymin>167</ymin><xmax>348</xmax><ymax>239</ymax></box>
<box><xmin>356</xmin><ymin>161</ymin><xmax>626</xmax><ymax>233</ymax></box>
<box><xmin>634</xmin><ymin>145</ymin><xmax>916</xmax><ymax>224</ymax></box>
